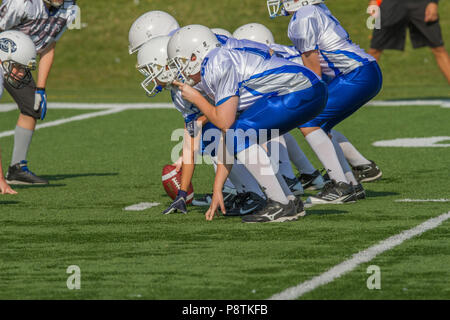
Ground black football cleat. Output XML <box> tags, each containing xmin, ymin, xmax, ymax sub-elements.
<box><xmin>305</xmin><ymin>180</ymin><xmax>356</xmax><ymax>206</ymax></box>
<box><xmin>298</xmin><ymin>170</ymin><xmax>325</xmax><ymax>190</ymax></box>
<box><xmin>225</xmin><ymin>192</ymin><xmax>266</xmax><ymax>216</ymax></box>
<box><xmin>352</xmin><ymin>160</ymin><xmax>382</xmax><ymax>183</ymax></box>
<box><xmin>6</xmin><ymin>161</ymin><xmax>49</xmax><ymax>185</ymax></box>
<box><xmin>242</xmin><ymin>200</ymin><xmax>300</xmax><ymax>223</ymax></box>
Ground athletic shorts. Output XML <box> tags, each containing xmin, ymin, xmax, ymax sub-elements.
<box><xmin>371</xmin><ymin>0</ymin><xmax>444</xmax><ymax>50</ymax></box>
<box><xmin>300</xmin><ymin>61</ymin><xmax>383</xmax><ymax>133</ymax></box>
<box><xmin>3</xmin><ymin>76</ymin><xmax>41</xmax><ymax>119</ymax></box>
<box><xmin>229</xmin><ymin>80</ymin><xmax>328</xmax><ymax>154</ymax></box>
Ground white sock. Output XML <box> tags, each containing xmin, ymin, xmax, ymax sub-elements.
<box><xmin>331</xmin><ymin>137</ymin><xmax>358</xmax><ymax>186</ymax></box>
<box><xmin>284</xmin><ymin>132</ymin><xmax>316</xmax><ymax>175</ymax></box>
<box><xmin>331</xmin><ymin>130</ymin><xmax>371</xmax><ymax>167</ymax></box>
<box><xmin>236</xmin><ymin>144</ymin><xmax>289</xmax><ymax>205</ymax></box>
<box><xmin>267</xmin><ymin>135</ymin><xmax>296</xmax><ymax>179</ymax></box>
<box><xmin>305</xmin><ymin>129</ymin><xmax>348</xmax><ymax>183</ymax></box>
<box><xmin>228</xmin><ymin>161</ymin><xmax>266</xmax><ymax>198</ymax></box>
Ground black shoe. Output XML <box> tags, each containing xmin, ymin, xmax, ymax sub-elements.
<box><xmin>283</xmin><ymin>175</ymin><xmax>304</xmax><ymax>196</ymax></box>
<box><xmin>305</xmin><ymin>180</ymin><xmax>356</xmax><ymax>206</ymax></box>
<box><xmin>242</xmin><ymin>200</ymin><xmax>299</xmax><ymax>223</ymax></box>
<box><xmin>6</xmin><ymin>161</ymin><xmax>49</xmax><ymax>185</ymax></box>
<box><xmin>225</xmin><ymin>192</ymin><xmax>266</xmax><ymax>216</ymax></box>
<box><xmin>162</xmin><ymin>195</ymin><xmax>187</xmax><ymax>214</ymax></box>
<box><xmin>354</xmin><ymin>183</ymin><xmax>366</xmax><ymax>200</ymax></box>
<box><xmin>294</xmin><ymin>196</ymin><xmax>306</xmax><ymax>217</ymax></box>
<box><xmin>299</xmin><ymin>170</ymin><xmax>325</xmax><ymax>190</ymax></box>
<box><xmin>192</xmin><ymin>189</ymin><xmax>236</xmax><ymax>207</ymax></box>
<box><xmin>352</xmin><ymin>160</ymin><xmax>382</xmax><ymax>183</ymax></box>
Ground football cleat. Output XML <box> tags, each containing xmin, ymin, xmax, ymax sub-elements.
<box><xmin>162</xmin><ymin>195</ymin><xmax>187</xmax><ymax>214</ymax></box>
<box><xmin>6</xmin><ymin>160</ymin><xmax>49</xmax><ymax>185</ymax></box>
<box><xmin>225</xmin><ymin>192</ymin><xmax>266</xmax><ymax>216</ymax></box>
<box><xmin>352</xmin><ymin>160</ymin><xmax>382</xmax><ymax>183</ymax></box>
<box><xmin>192</xmin><ymin>194</ymin><xmax>212</xmax><ymax>207</ymax></box>
<box><xmin>298</xmin><ymin>170</ymin><xmax>325</xmax><ymax>190</ymax></box>
<box><xmin>305</xmin><ymin>180</ymin><xmax>356</xmax><ymax>206</ymax></box>
<box><xmin>283</xmin><ymin>175</ymin><xmax>304</xmax><ymax>196</ymax></box>
<box><xmin>354</xmin><ymin>183</ymin><xmax>366</xmax><ymax>200</ymax></box>
<box><xmin>242</xmin><ymin>199</ymin><xmax>300</xmax><ymax>223</ymax></box>
<box><xmin>294</xmin><ymin>196</ymin><xmax>306</xmax><ymax>217</ymax></box>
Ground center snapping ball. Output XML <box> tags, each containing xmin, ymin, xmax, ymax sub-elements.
<box><xmin>162</xmin><ymin>164</ymin><xmax>194</xmax><ymax>204</ymax></box>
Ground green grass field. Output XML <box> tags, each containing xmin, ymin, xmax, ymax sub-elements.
<box><xmin>0</xmin><ymin>0</ymin><xmax>449</xmax><ymax>301</ymax></box>
<box><xmin>0</xmin><ymin>104</ymin><xmax>449</xmax><ymax>300</ymax></box>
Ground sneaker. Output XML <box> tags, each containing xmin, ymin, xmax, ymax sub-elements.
<box><xmin>294</xmin><ymin>196</ymin><xmax>306</xmax><ymax>217</ymax></box>
<box><xmin>352</xmin><ymin>160</ymin><xmax>382</xmax><ymax>183</ymax></box>
<box><xmin>225</xmin><ymin>192</ymin><xmax>266</xmax><ymax>216</ymax></box>
<box><xmin>299</xmin><ymin>170</ymin><xmax>325</xmax><ymax>190</ymax></box>
<box><xmin>6</xmin><ymin>161</ymin><xmax>49</xmax><ymax>185</ymax></box>
<box><xmin>354</xmin><ymin>183</ymin><xmax>366</xmax><ymax>200</ymax></box>
<box><xmin>192</xmin><ymin>188</ymin><xmax>236</xmax><ymax>207</ymax></box>
<box><xmin>305</xmin><ymin>180</ymin><xmax>356</xmax><ymax>206</ymax></box>
<box><xmin>283</xmin><ymin>175</ymin><xmax>304</xmax><ymax>196</ymax></box>
<box><xmin>242</xmin><ymin>200</ymin><xmax>300</xmax><ymax>223</ymax></box>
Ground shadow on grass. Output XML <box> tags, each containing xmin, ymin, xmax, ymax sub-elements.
<box><xmin>13</xmin><ymin>184</ymin><xmax>66</xmax><ymax>189</ymax></box>
<box><xmin>306</xmin><ymin>209</ymin><xmax>348</xmax><ymax>216</ymax></box>
<box><xmin>41</xmin><ymin>172</ymin><xmax>119</xmax><ymax>181</ymax></box>
<box><xmin>0</xmin><ymin>201</ymin><xmax>19</xmax><ymax>205</ymax></box>
<box><xmin>365</xmin><ymin>190</ymin><xmax>399</xmax><ymax>198</ymax></box>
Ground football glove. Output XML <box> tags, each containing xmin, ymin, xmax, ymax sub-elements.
<box><xmin>34</xmin><ymin>88</ymin><xmax>47</xmax><ymax>120</ymax></box>
<box><xmin>162</xmin><ymin>192</ymin><xmax>187</xmax><ymax>214</ymax></box>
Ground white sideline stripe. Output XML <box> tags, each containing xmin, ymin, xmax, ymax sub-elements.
<box><xmin>268</xmin><ymin>211</ymin><xmax>450</xmax><ymax>300</ymax></box>
<box><xmin>124</xmin><ymin>202</ymin><xmax>160</xmax><ymax>211</ymax></box>
<box><xmin>396</xmin><ymin>199</ymin><xmax>450</xmax><ymax>203</ymax></box>
<box><xmin>373</xmin><ymin>136</ymin><xmax>450</xmax><ymax>148</ymax></box>
<box><xmin>0</xmin><ymin>107</ymin><xmax>127</xmax><ymax>139</ymax></box>
<box><xmin>367</xmin><ymin>100</ymin><xmax>450</xmax><ymax>108</ymax></box>
<box><xmin>0</xmin><ymin>102</ymin><xmax>174</xmax><ymax>112</ymax></box>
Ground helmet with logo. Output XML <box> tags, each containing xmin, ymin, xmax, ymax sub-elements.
<box><xmin>128</xmin><ymin>11</ymin><xmax>179</xmax><ymax>55</ymax></box>
<box><xmin>0</xmin><ymin>30</ymin><xmax>37</xmax><ymax>89</ymax></box>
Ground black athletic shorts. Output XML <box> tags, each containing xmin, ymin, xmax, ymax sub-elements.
<box><xmin>371</xmin><ymin>0</ymin><xmax>444</xmax><ymax>50</ymax></box>
<box><xmin>3</xmin><ymin>76</ymin><xmax>41</xmax><ymax>119</ymax></box>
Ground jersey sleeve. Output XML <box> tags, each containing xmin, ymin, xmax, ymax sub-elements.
<box><xmin>289</xmin><ymin>13</ymin><xmax>320</xmax><ymax>54</ymax></box>
<box><xmin>0</xmin><ymin>0</ymin><xmax>26</xmax><ymax>31</ymax></box>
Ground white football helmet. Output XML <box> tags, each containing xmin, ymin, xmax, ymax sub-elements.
<box><xmin>267</xmin><ymin>0</ymin><xmax>325</xmax><ymax>18</ymax></box>
<box><xmin>232</xmin><ymin>23</ymin><xmax>275</xmax><ymax>45</ymax></box>
<box><xmin>211</xmin><ymin>28</ymin><xmax>232</xmax><ymax>38</ymax></box>
<box><xmin>136</xmin><ymin>36</ymin><xmax>174</xmax><ymax>97</ymax></box>
<box><xmin>0</xmin><ymin>30</ymin><xmax>36</xmax><ymax>89</ymax></box>
<box><xmin>128</xmin><ymin>11</ymin><xmax>179</xmax><ymax>55</ymax></box>
<box><xmin>167</xmin><ymin>25</ymin><xmax>221</xmax><ymax>85</ymax></box>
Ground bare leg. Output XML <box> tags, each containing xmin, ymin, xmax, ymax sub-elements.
<box><xmin>368</xmin><ymin>48</ymin><xmax>383</xmax><ymax>62</ymax></box>
<box><xmin>431</xmin><ymin>46</ymin><xmax>450</xmax><ymax>84</ymax></box>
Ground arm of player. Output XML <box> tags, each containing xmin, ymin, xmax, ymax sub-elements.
<box><xmin>425</xmin><ymin>1</ymin><xmax>439</xmax><ymax>23</ymax></box>
<box><xmin>34</xmin><ymin>43</ymin><xmax>56</xmax><ymax>120</ymax></box>
<box><xmin>205</xmin><ymin>161</ymin><xmax>233</xmax><ymax>221</ymax></box>
<box><xmin>302</xmin><ymin>50</ymin><xmax>322</xmax><ymax>78</ymax></box>
<box><xmin>173</xmin><ymin>81</ymin><xmax>238</xmax><ymax>131</ymax></box>
<box><xmin>0</xmin><ymin>148</ymin><xmax>17</xmax><ymax>195</ymax></box>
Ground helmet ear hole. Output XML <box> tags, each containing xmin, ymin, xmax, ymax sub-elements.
<box><xmin>191</xmin><ymin>54</ymin><xmax>197</xmax><ymax>62</ymax></box>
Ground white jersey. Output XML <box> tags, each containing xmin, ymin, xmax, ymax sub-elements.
<box><xmin>200</xmin><ymin>47</ymin><xmax>319</xmax><ymax>112</ymax></box>
<box><xmin>269</xmin><ymin>43</ymin><xmax>304</xmax><ymax>65</ymax></box>
<box><xmin>288</xmin><ymin>4</ymin><xmax>375</xmax><ymax>83</ymax></box>
<box><xmin>0</xmin><ymin>0</ymin><xmax>77</xmax><ymax>54</ymax></box>
<box><xmin>171</xmin><ymin>82</ymin><xmax>212</xmax><ymax>124</ymax></box>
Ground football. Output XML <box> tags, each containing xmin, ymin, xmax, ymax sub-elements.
<box><xmin>161</xmin><ymin>164</ymin><xmax>194</xmax><ymax>204</ymax></box>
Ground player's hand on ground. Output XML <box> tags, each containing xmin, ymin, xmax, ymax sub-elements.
<box><xmin>172</xmin><ymin>80</ymin><xmax>201</xmax><ymax>104</ymax></box>
<box><xmin>162</xmin><ymin>194</ymin><xmax>187</xmax><ymax>214</ymax></box>
<box><xmin>205</xmin><ymin>191</ymin><xmax>226</xmax><ymax>221</ymax></box>
<box><xmin>425</xmin><ymin>2</ymin><xmax>439</xmax><ymax>23</ymax></box>
<box><xmin>173</xmin><ymin>156</ymin><xmax>183</xmax><ymax>172</ymax></box>
<box><xmin>0</xmin><ymin>179</ymin><xmax>17</xmax><ymax>195</ymax></box>
<box><xmin>34</xmin><ymin>88</ymin><xmax>48</xmax><ymax>120</ymax></box>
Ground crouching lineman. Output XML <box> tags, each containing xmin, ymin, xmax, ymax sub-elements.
<box><xmin>168</xmin><ymin>25</ymin><xmax>328</xmax><ymax>223</ymax></box>
<box><xmin>0</xmin><ymin>30</ymin><xmax>37</xmax><ymax>193</ymax></box>
<box><xmin>268</xmin><ymin>0</ymin><xmax>383</xmax><ymax>205</ymax></box>
<box><xmin>0</xmin><ymin>0</ymin><xmax>78</xmax><ymax>185</ymax></box>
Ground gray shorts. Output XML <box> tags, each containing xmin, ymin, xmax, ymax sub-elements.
<box><xmin>4</xmin><ymin>76</ymin><xmax>41</xmax><ymax>119</ymax></box>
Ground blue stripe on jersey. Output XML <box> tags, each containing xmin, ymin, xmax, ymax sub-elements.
<box><xmin>184</xmin><ymin>111</ymin><xmax>200</xmax><ymax>123</ymax></box>
<box><xmin>321</xmin><ymin>49</ymin><xmax>371</xmax><ymax>65</ymax></box>
<box><xmin>215</xmin><ymin>34</ymin><xmax>229</xmax><ymax>45</ymax></box>
<box><xmin>233</xmin><ymin>47</ymin><xmax>272</xmax><ymax>60</ymax></box>
<box><xmin>320</xmin><ymin>51</ymin><xmax>340</xmax><ymax>77</ymax></box>
<box><xmin>242</xmin><ymin>85</ymin><xmax>277</xmax><ymax>97</ymax></box>
<box><xmin>217</xmin><ymin>96</ymin><xmax>234</xmax><ymax>106</ymax></box>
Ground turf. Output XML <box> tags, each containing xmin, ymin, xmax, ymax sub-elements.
<box><xmin>0</xmin><ymin>104</ymin><xmax>449</xmax><ymax>300</ymax></box>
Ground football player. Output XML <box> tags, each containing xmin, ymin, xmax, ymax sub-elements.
<box><xmin>0</xmin><ymin>30</ymin><xmax>37</xmax><ymax>194</ymax></box>
<box><xmin>268</xmin><ymin>0</ymin><xmax>383</xmax><ymax>204</ymax></box>
<box><xmin>0</xmin><ymin>0</ymin><xmax>78</xmax><ymax>185</ymax></box>
<box><xmin>168</xmin><ymin>25</ymin><xmax>328</xmax><ymax>223</ymax></box>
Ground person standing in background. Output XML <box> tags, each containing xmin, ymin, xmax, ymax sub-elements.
<box><xmin>368</xmin><ymin>0</ymin><xmax>450</xmax><ymax>84</ymax></box>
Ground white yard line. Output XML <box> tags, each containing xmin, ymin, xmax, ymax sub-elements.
<box><xmin>0</xmin><ymin>107</ymin><xmax>127</xmax><ymax>139</ymax></box>
<box><xmin>268</xmin><ymin>211</ymin><xmax>450</xmax><ymax>300</ymax></box>
<box><xmin>124</xmin><ymin>202</ymin><xmax>160</xmax><ymax>211</ymax></box>
<box><xmin>0</xmin><ymin>102</ymin><xmax>174</xmax><ymax>112</ymax></box>
<box><xmin>367</xmin><ymin>100</ymin><xmax>450</xmax><ymax>108</ymax></box>
<box><xmin>395</xmin><ymin>199</ymin><xmax>450</xmax><ymax>203</ymax></box>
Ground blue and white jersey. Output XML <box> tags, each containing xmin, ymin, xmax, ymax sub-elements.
<box><xmin>171</xmin><ymin>82</ymin><xmax>211</xmax><ymax>124</ymax></box>
<box><xmin>269</xmin><ymin>43</ymin><xmax>304</xmax><ymax>65</ymax></box>
<box><xmin>288</xmin><ymin>4</ymin><xmax>375</xmax><ymax>83</ymax></box>
<box><xmin>200</xmin><ymin>47</ymin><xmax>320</xmax><ymax>112</ymax></box>
<box><xmin>215</xmin><ymin>34</ymin><xmax>272</xmax><ymax>55</ymax></box>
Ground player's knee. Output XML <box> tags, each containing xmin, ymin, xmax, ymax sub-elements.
<box><xmin>430</xmin><ymin>46</ymin><xmax>448</xmax><ymax>56</ymax></box>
